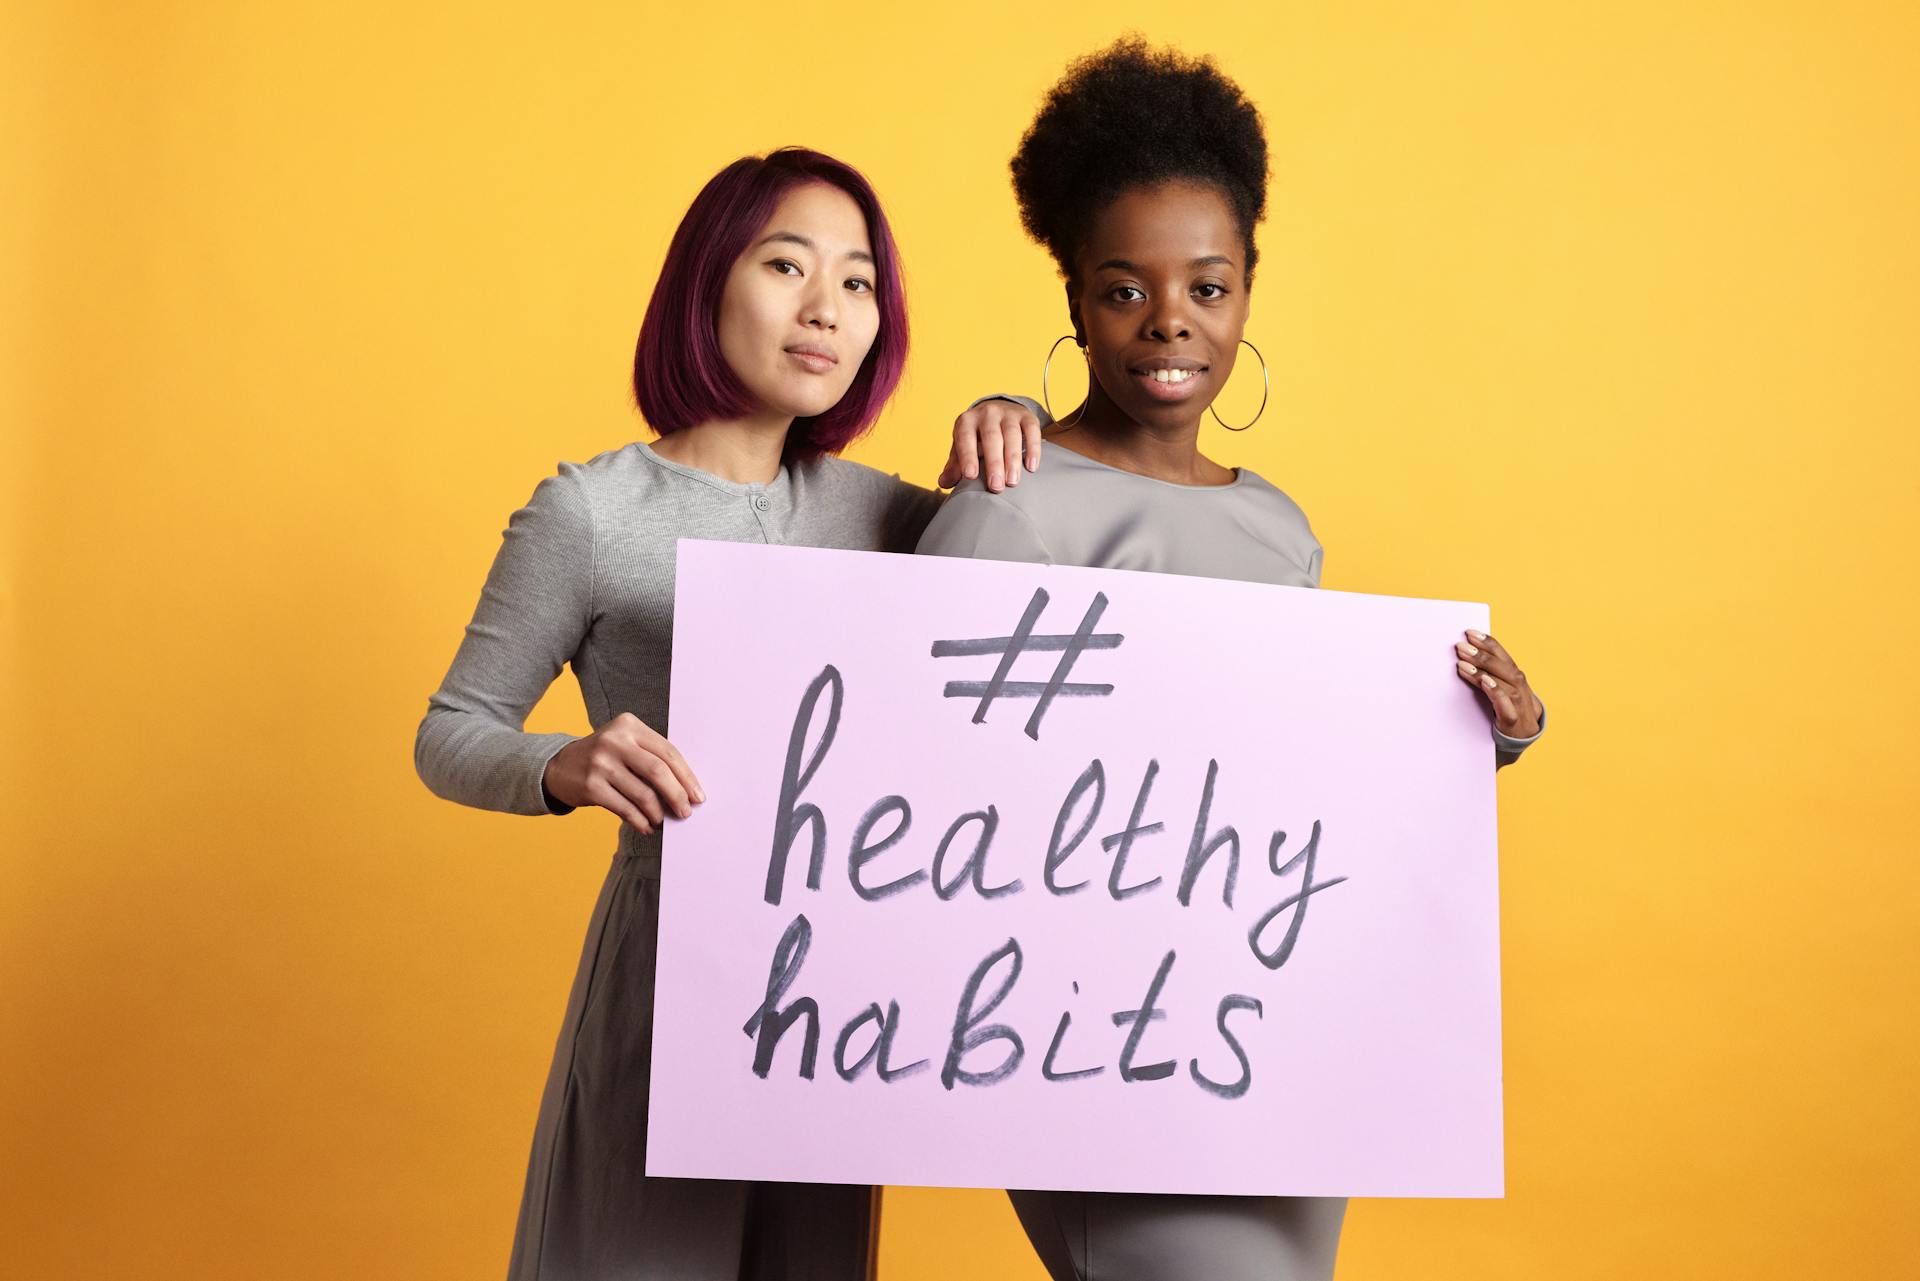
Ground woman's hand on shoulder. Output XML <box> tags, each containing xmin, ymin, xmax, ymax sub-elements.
<box><xmin>937</xmin><ymin>399</ymin><xmax>1043</xmax><ymax>494</ymax></box>
<box><xmin>1454</xmin><ymin>630</ymin><xmax>1544</xmax><ymax>739</ymax></box>
<box><xmin>543</xmin><ymin>712</ymin><xmax>706</xmax><ymax>836</ymax></box>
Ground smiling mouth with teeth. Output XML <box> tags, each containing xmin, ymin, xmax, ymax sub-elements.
<box><xmin>1147</xmin><ymin>368</ymin><xmax>1202</xmax><ymax>383</ymax></box>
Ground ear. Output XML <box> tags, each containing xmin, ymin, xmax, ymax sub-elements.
<box><xmin>1063</xmin><ymin>280</ymin><xmax>1086</xmax><ymax>348</ymax></box>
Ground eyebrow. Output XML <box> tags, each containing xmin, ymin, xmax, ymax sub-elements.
<box><xmin>1095</xmin><ymin>255</ymin><xmax>1236</xmax><ymax>272</ymax></box>
<box><xmin>757</xmin><ymin>231</ymin><xmax>875</xmax><ymax>266</ymax></box>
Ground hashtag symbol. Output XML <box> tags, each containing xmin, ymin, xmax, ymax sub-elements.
<box><xmin>930</xmin><ymin>588</ymin><xmax>1122</xmax><ymax>740</ymax></box>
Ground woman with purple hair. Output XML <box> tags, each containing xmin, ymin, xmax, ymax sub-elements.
<box><xmin>413</xmin><ymin>147</ymin><xmax>1036</xmax><ymax>1280</ymax></box>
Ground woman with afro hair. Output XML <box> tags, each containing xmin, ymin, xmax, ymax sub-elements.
<box><xmin>920</xmin><ymin>36</ymin><xmax>1547</xmax><ymax>1281</ymax></box>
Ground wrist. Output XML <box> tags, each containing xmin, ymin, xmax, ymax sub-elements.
<box><xmin>539</xmin><ymin>744</ymin><xmax>578</xmax><ymax>816</ymax></box>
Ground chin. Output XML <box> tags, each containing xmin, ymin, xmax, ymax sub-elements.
<box><xmin>1127</xmin><ymin>397</ymin><xmax>1201</xmax><ymax>429</ymax></box>
<box><xmin>777</xmin><ymin>388</ymin><xmax>854</xmax><ymax>421</ymax></box>
<box><xmin>769</xmin><ymin>396</ymin><xmax>842</xmax><ymax>422</ymax></box>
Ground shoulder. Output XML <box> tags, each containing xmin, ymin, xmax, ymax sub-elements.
<box><xmin>514</xmin><ymin>452</ymin><xmax>601</xmax><ymax>522</ymax></box>
<box><xmin>798</xmin><ymin>451</ymin><xmax>941</xmax><ymax>516</ymax></box>
<box><xmin>1232</xmin><ymin>468</ymin><xmax>1322</xmax><ymax>579</ymax></box>
<box><xmin>940</xmin><ymin>448</ymin><xmax>1078</xmax><ymax>517</ymax></box>
<box><xmin>563</xmin><ymin>440</ymin><xmax>659</xmax><ymax>497</ymax></box>
<box><xmin>529</xmin><ymin>443</ymin><xmax>641</xmax><ymax>510</ymax></box>
<box><xmin>794</xmin><ymin>452</ymin><xmax>926</xmax><ymax>501</ymax></box>
<box><xmin>916</xmin><ymin>445</ymin><xmax>1124</xmax><ymax>561</ymax></box>
<box><xmin>1233</xmin><ymin>468</ymin><xmax>1314</xmax><ymax>525</ymax></box>
<box><xmin>489</xmin><ymin>451</ymin><xmax>616</xmax><ymax>572</ymax></box>
<box><xmin>933</xmin><ymin>470</ymin><xmax>1055</xmax><ymax>522</ymax></box>
<box><xmin>549</xmin><ymin>439</ymin><xmax>721</xmax><ymax>523</ymax></box>
<box><xmin>916</xmin><ymin>477</ymin><xmax>1052</xmax><ymax>563</ymax></box>
<box><xmin>516</xmin><ymin>440</ymin><xmax>716</xmax><ymax>541</ymax></box>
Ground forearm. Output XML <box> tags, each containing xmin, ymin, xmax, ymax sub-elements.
<box><xmin>411</xmin><ymin>462</ymin><xmax>596</xmax><ymax>817</ymax></box>
<box><xmin>414</xmin><ymin>701</ymin><xmax>579</xmax><ymax>816</ymax></box>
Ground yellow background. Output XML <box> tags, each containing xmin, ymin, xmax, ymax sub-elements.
<box><xmin>6</xmin><ymin>1</ymin><xmax>1917</xmax><ymax>1276</ymax></box>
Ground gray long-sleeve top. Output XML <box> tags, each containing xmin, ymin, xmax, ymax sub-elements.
<box><xmin>916</xmin><ymin>402</ymin><xmax>1544</xmax><ymax>766</ymax></box>
<box><xmin>412</xmin><ymin>440</ymin><xmax>941</xmax><ymax>868</ymax></box>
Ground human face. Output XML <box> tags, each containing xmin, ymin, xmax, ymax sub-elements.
<box><xmin>1069</xmin><ymin>181</ymin><xmax>1251</xmax><ymax>433</ymax></box>
<box><xmin>716</xmin><ymin>181</ymin><xmax>881</xmax><ymax>422</ymax></box>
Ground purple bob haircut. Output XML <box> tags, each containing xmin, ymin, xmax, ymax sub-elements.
<box><xmin>632</xmin><ymin>147</ymin><xmax>909</xmax><ymax>461</ymax></box>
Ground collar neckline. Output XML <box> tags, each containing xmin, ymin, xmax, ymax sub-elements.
<box><xmin>1047</xmin><ymin>438</ymin><xmax>1246</xmax><ymax>491</ymax></box>
<box><xmin>632</xmin><ymin>438</ymin><xmax>791</xmax><ymax>497</ymax></box>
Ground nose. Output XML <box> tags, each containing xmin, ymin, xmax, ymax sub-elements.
<box><xmin>1143</xmin><ymin>300</ymin><xmax>1190</xmax><ymax>342</ymax></box>
<box><xmin>802</xmin><ymin>276</ymin><xmax>838</xmax><ymax>333</ymax></box>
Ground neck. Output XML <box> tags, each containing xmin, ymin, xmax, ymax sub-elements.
<box><xmin>1054</xmin><ymin>383</ymin><xmax>1218</xmax><ymax>484</ymax></box>
<box><xmin>649</xmin><ymin>409</ymin><xmax>791</xmax><ymax>485</ymax></box>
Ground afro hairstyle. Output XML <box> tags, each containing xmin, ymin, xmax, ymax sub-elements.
<box><xmin>1010</xmin><ymin>36</ymin><xmax>1270</xmax><ymax>288</ymax></box>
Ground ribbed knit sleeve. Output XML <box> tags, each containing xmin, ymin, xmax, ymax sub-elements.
<box><xmin>1493</xmin><ymin>703</ymin><xmax>1545</xmax><ymax>770</ymax></box>
<box><xmin>413</xmin><ymin>463</ymin><xmax>596</xmax><ymax>816</ymax></box>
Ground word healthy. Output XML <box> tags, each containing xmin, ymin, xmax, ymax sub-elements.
<box><xmin>736</xmin><ymin>665</ymin><xmax>1350</xmax><ymax>1101</ymax></box>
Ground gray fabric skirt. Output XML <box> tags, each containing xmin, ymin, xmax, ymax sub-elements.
<box><xmin>1007</xmin><ymin>1189</ymin><xmax>1347</xmax><ymax>1281</ymax></box>
<box><xmin>507</xmin><ymin>853</ymin><xmax>876</xmax><ymax>1281</ymax></box>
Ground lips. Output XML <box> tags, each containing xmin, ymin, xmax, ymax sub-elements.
<box><xmin>1128</xmin><ymin>359</ymin><xmax>1208</xmax><ymax>401</ymax></box>
<box><xmin>785</xmin><ymin>343</ymin><xmax>838</xmax><ymax>373</ymax></box>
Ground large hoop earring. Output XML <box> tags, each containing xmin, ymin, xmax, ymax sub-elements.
<box><xmin>1042</xmin><ymin>334</ymin><xmax>1086</xmax><ymax>421</ymax></box>
<box><xmin>1210</xmin><ymin>338</ymin><xmax>1270</xmax><ymax>432</ymax></box>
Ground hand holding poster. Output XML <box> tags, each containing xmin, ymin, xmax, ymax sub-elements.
<box><xmin>648</xmin><ymin>540</ymin><xmax>1503</xmax><ymax>1197</ymax></box>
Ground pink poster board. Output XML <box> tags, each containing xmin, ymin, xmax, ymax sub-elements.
<box><xmin>648</xmin><ymin>540</ymin><xmax>1503</xmax><ymax>1196</ymax></box>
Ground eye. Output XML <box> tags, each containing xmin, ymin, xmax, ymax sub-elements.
<box><xmin>1194</xmin><ymin>283</ymin><xmax>1229</xmax><ymax>300</ymax></box>
<box><xmin>1108</xmin><ymin>284</ymin><xmax>1145</xmax><ymax>303</ymax></box>
<box><xmin>845</xmin><ymin>276</ymin><xmax>874</xmax><ymax>294</ymax></box>
<box><xmin>768</xmin><ymin>258</ymin><xmax>802</xmax><ymax>276</ymax></box>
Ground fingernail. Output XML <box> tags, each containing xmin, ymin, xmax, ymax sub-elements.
<box><xmin>1467</xmin><ymin>629</ymin><xmax>1488</xmax><ymax>642</ymax></box>
<box><xmin>1456</xmin><ymin>642</ymin><xmax>1479</xmax><ymax>658</ymax></box>
<box><xmin>694</xmin><ymin>787</ymin><xmax>708</xmax><ymax>804</ymax></box>
<box><xmin>1009</xmin><ymin>472</ymin><xmax>1019</xmax><ymax>486</ymax></box>
<box><xmin>1457</xmin><ymin>660</ymin><xmax>1475</xmax><ymax>675</ymax></box>
<box><xmin>1480</xmin><ymin>674</ymin><xmax>1496</xmax><ymax>689</ymax></box>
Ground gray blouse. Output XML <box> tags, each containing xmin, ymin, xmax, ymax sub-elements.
<box><xmin>917</xmin><ymin>400</ymin><xmax>1544</xmax><ymax>765</ymax></box>
<box><xmin>412</xmin><ymin>439</ymin><xmax>942</xmax><ymax>870</ymax></box>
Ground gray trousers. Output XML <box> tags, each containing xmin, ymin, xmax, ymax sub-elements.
<box><xmin>1008</xmin><ymin>1189</ymin><xmax>1348</xmax><ymax>1281</ymax></box>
